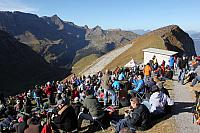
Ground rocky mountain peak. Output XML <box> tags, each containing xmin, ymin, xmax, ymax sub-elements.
<box><xmin>50</xmin><ymin>14</ymin><xmax>64</xmax><ymax>30</ymax></box>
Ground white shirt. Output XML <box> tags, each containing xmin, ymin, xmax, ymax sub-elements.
<box><xmin>57</xmin><ymin>83</ymin><xmax>63</xmax><ymax>94</ymax></box>
<box><xmin>149</xmin><ymin>91</ymin><xmax>174</xmax><ymax>113</ymax></box>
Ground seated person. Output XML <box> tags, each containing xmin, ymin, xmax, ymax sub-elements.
<box><xmin>149</xmin><ymin>85</ymin><xmax>174</xmax><ymax>116</ymax></box>
<box><xmin>110</xmin><ymin>97</ymin><xmax>150</xmax><ymax>132</ymax></box>
<box><xmin>129</xmin><ymin>74</ymin><xmax>145</xmax><ymax>95</ymax></box>
<box><xmin>112</xmin><ymin>78</ymin><xmax>121</xmax><ymax>91</ymax></box>
<box><xmin>24</xmin><ymin>115</ymin><xmax>41</xmax><ymax>133</ymax></box>
<box><xmin>191</xmin><ymin>65</ymin><xmax>200</xmax><ymax>87</ymax></box>
<box><xmin>163</xmin><ymin>66</ymin><xmax>173</xmax><ymax>80</ymax></box>
<box><xmin>72</xmin><ymin>97</ymin><xmax>82</xmax><ymax>117</ymax></box>
<box><xmin>156</xmin><ymin>82</ymin><xmax>170</xmax><ymax>97</ymax></box>
<box><xmin>78</xmin><ymin>90</ymin><xmax>103</xmax><ymax>129</ymax></box>
<box><xmin>52</xmin><ymin>99</ymin><xmax>77</xmax><ymax>132</ymax></box>
<box><xmin>154</xmin><ymin>66</ymin><xmax>162</xmax><ymax>77</ymax></box>
<box><xmin>191</xmin><ymin>75</ymin><xmax>200</xmax><ymax>87</ymax></box>
<box><xmin>118</xmin><ymin>72</ymin><xmax>126</xmax><ymax>81</ymax></box>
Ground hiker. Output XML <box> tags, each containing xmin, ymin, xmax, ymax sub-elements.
<box><xmin>169</xmin><ymin>55</ymin><xmax>175</xmax><ymax>70</ymax></box>
<box><xmin>78</xmin><ymin>90</ymin><xmax>102</xmax><ymax>129</ymax></box>
<box><xmin>52</xmin><ymin>99</ymin><xmax>77</xmax><ymax>132</ymax></box>
<box><xmin>190</xmin><ymin>65</ymin><xmax>200</xmax><ymax>87</ymax></box>
<box><xmin>129</xmin><ymin>74</ymin><xmax>145</xmax><ymax>96</ymax></box>
<box><xmin>45</xmin><ymin>82</ymin><xmax>55</xmax><ymax>105</ymax></box>
<box><xmin>23</xmin><ymin>95</ymin><xmax>32</xmax><ymax>114</ymax></box>
<box><xmin>34</xmin><ymin>85</ymin><xmax>43</xmax><ymax>109</ymax></box>
<box><xmin>102</xmin><ymin>70</ymin><xmax>116</xmax><ymax>107</ymax></box>
<box><xmin>143</xmin><ymin>63</ymin><xmax>152</xmax><ymax>81</ymax></box>
<box><xmin>57</xmin><ymin>81</ymin><xmax>64</xmax><ymax>99</ymax></box>
<box><xmin>178</xmin><ymin>55</ymin><xmax>189</xmax><ymax>84</ymax></box>
<box><xmin>110</xmin><ymin>97</ymin><xmax>150</xmax><ymax>132</ymax></box>
<box><xmin>149</xmin><ymin>85</ymin><xmax>174</xmax><ymax>116</ymax></box>
<box><xmin>24</xmin><ymin>116</ymin><xmax>41</xmax><ymax>133</ymax></box>
<box><xmin>112</xmin><ymin>78</ymin><xmax>121</xmax><ymax>91</ymax></box>
<box><xmin>72</xmin><ymin>97</ymin><xmax>82</xmax><ymax>117</ymax></box>
<box><xmin>118</xmin><ymin>71</ymin><xmax>126</xmax><ymax>81</ymax></box>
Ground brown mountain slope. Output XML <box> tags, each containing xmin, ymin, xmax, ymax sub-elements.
<box><xmin>0</xmin><ymin>11</ymin><xmax>138</xmax><ymax>68</ymax></box>
<box><xmin>105</xmin><ymin>25</ymin><xmax>196</xmax><ymax>70</ymax></box>
<box><xmin>0</xmin><ymin>30</ymin><xmax>67</xmax><ymax>96</ymax></box>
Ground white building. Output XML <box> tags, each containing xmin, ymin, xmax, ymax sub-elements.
<box><xmin>142</xmin><ymin>48</ymin><xmax>178</xmax><ymax>65</ymax></box>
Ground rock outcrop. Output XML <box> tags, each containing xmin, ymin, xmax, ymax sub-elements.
<box><xmin>146</xmin><ymin>25</ymin><xmax>196</xmax><ymax>56</ymax></box>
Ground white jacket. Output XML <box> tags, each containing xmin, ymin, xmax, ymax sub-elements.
<box><xmin>149</xmin><ymin>91</ymin><xmax>173</xmax><ymax>113</ymax></box>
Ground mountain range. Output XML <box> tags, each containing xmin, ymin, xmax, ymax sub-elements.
<box><xmin>0</xmin><ymin>11</ymin><xmax>138</xmax><ymax>68</ymax></box>
<box><xmin>0</xmin><ymin>11</ymin><xmax>197</xmax><ymax>95</ymax></box>
<box><xmin>131</xmin><ymin>29</ymin><xmax>151</xmax><ymax>35</ymax></box>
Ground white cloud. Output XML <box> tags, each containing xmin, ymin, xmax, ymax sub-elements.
<box><xmin>0</xmin><ymin>0</ymin><xmax>38</xmax><ymax>13</ymax></box>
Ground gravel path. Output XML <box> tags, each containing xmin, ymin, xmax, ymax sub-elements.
<box><xmin>82</xmin><ymin>44</ymin><xmax>132</xmax><ymax>76</ymax></box>
<box><xmin>173</xmin><ymin>76</ymin><xmax>200</xmax><ymax>133</ymax></box>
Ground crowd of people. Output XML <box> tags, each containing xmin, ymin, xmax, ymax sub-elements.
<box><xmin>0</xmin><ymin>54</ymin><xmax>199</xmax><ymax>133</ymax></box>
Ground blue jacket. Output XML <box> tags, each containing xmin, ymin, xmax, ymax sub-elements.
<box><xmin>132</xmin><ymin>79</ymin><xmax>145</xmax><ymax>93</ymax></box>
<box><xmin>118</xmin><ymin>73</ymin><xmax>125</xmax><ymax>81</ymax></box>
<box><xmin>169</xmin><ymin>56</ymin><xmax>174</xmax><ymax>67</ymax></box>
<box><xmin>112</xmin><ymin>81</ymin><xmax>121</xmax><ymax>90</ymax></box>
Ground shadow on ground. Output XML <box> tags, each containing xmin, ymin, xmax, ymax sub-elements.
<box><xmin>172</xmin><ymin>102</ymin><xmax>194</xmax><ymax>115</ymax></box>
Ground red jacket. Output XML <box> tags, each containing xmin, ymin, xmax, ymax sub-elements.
<box><xmin>45</xmin><ymin>85</ymin><xmax>53</xmax><ymax>96</ymax></box>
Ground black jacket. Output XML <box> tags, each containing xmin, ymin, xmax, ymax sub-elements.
<box><xmin>126</xmin><ymin>104</ymin><xmax>150</xmax><ymax>130</ymax></box>
<box><xmin>72</xmin><ymin>102</ymin><xmax>82</xmax><ymax>117</ymax></box>
<box><xmin>53</xmin><ymin>105</ymin><xmax>78</xmax><ymax>131</ymax></box>
<box><xmin>178</xmin><ymin>59</ymin><xmax>188</xmax><ymax>69</ymax></box>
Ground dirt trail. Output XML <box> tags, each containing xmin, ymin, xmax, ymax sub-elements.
<box><xmin>82</xmin><ymin>44</ymin><xmax>132</xmax><ymax>76</ymax></box>
<box><xmin>173</xmin><ymin>76</ymin><xmax>200</xmax><ymax>133</ymax></box>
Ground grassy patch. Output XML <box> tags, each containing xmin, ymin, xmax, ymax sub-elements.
<box><xmin>72</xmin><ymin>54</ymin><xmax>100</xmax><ymax>76</ymax></box>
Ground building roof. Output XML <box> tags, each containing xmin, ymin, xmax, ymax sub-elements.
<box><xmin>142</xmin><ymin>48</ymin><xmax>178</xmax><ymax>56</ymax></box>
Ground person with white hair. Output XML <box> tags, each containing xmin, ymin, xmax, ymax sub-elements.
<box><xmin>45</xmin><ymin>81</ymin><xmax>55</xmax><ymax>105</ymax></box>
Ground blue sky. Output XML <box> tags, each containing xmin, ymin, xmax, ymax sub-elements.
<box><xmin>0</xmin><ymin>0</ymin><xmax>199</xmax><ymax>31</ymax></box>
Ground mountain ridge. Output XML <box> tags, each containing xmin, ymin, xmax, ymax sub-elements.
<box><xmin>0</xmin><ymin>11</ymin><xmax>138</xmax><ymax>68</ymax></box>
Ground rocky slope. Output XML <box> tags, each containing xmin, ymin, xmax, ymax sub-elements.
<box><xmin>145</xmin><ymin>25</ymin><xmax>196</xmax><ymax>56</ymax></box>
<box><xmin>104</xmin><ymin>25</ymin><xmax>196</xmax><ymax>70</ymax></box>
<box><xmin>0</xmin><ymin>11</ymin><xmax>138</xmax><ymax>68</ymax></box>
<box><xmin>0</xmin><ymin>30</ymin><xmax>66</xmax><ymax>96</ymax></box>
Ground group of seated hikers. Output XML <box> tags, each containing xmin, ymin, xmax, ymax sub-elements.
<box><xmin>0</xmin><ymin>54</ymin><xmax>199</xmax><ymax>133</ymax></box>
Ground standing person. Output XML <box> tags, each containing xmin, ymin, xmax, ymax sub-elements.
<box><xmin>143</xmin><ymin>63</ymin><xmax>152</xmax><ymax>81</ymax></box>
<box><xmin>45</xmin><ymin>82</ymin><xmax>54</xmax><ymax>105</ymax></box>
<box><xmin>34</xmin><ymin>85</ymin><xmax>43</xmax><ymax>109</ymax></box>
<box><xmin>169</xmin><ymin>56</ymin><xmax>175</xmax><ymax>70</ymax></box>
<box><xmin>102</xmin><ymin>70</ymin><xmax>116</xmax><ymax>107</ymax></box>
<box><xmin>57</xmin><ymin>81</ymin><xmax>63</xmax><ymax>96</ymax></box>
<box><xmin>152</xmin><ymin>55</ymin><xmax>158</xmax><ymax>70</ymax></box>
<box><xmin>178</xmin><ymin>56</ymin><xmax>189</xmax><ymax>85</ymax></box>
